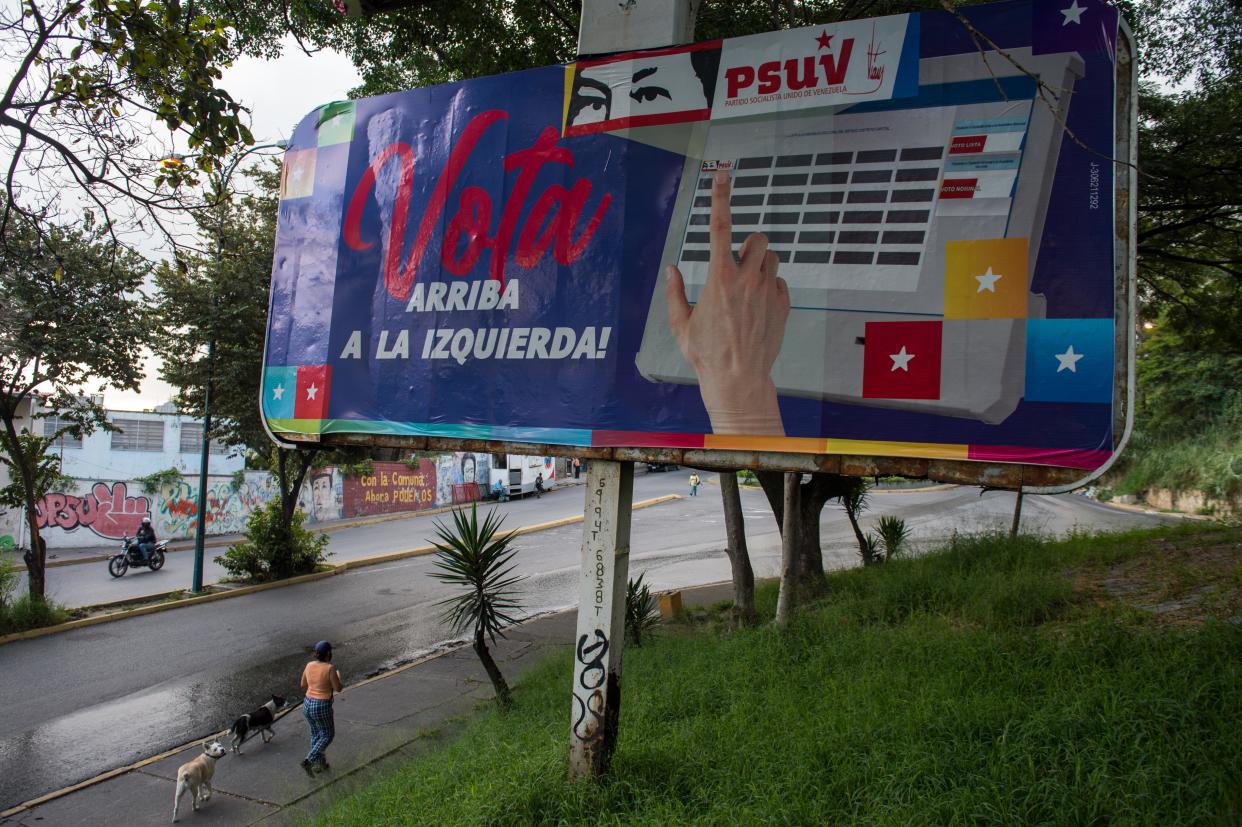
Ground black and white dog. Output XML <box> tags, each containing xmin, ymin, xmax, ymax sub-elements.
<box><xmin>228</xmin><ymin>695</ymin><xmax>287</xmax><ymax>754</ymax></box>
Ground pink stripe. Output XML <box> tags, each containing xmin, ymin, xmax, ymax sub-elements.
<box><xmin>592</xmin><ymin>431</ymin><xmax>706</xmax><ymax>449</ymax></box>
<box><xmin>968</xmin><ymin>445</ymin><xmax>1112</xmax><ymax>470</ymax></box>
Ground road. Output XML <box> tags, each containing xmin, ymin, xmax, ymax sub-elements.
<box><xmin>0</xmin><ymin>474</ymin><xmax>1174</xmax><ymax>810</ymax></box>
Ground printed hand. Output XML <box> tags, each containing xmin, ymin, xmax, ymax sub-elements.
<box><xmin>666</xmin><ymin>170</ymin><xmax>790</xmax><ymax>435</ymax></box>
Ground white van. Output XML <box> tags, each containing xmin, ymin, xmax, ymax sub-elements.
<box><xmin>490</xmin><ymin>454</ymin><xmax>556</xmax><ymax>498</ymax></box>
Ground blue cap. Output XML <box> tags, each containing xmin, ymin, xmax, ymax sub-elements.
<box><xmin>313</xmin><ymin>640</ymin><xmax>332</xmax><ymax>656</ymax></box>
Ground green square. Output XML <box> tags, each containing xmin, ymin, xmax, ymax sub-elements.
<box><xmin>317</xmin><ymin>101</ymin><xmax>356</xmax><ymax>147</ymax></box>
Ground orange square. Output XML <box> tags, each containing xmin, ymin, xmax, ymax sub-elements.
<box><xmin>279</xmin><ymin>149</ymin><xmax>316</xmax><ymax>200</ymax></box>
<box><xmin>943</xmin><ymin>238</ymin><xmax>1029</xmax><ymax>319</ymax></box>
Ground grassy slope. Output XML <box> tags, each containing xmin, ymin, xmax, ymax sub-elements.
<box><xmin>313</xmin><ymin>526</ymin><xmax>1242</xmax><ymax>826</ymax></box>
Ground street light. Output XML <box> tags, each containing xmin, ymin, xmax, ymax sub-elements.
<box><xmin>163</xmin><ymin>139</ymin><xmax>288</xmax><ymax>593</ymax></box>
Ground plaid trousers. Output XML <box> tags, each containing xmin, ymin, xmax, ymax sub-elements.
<box><xmin>303</xmin><ymin>697</ymin><xmax>335</xmax><ymax>764</ymax></box>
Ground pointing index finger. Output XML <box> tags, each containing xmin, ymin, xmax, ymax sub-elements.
<box><xmin>709</xmin><ymin>169</ymin><xmax>733</xmax><ymax>265</ymax></box>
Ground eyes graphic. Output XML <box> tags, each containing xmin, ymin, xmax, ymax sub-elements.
<box><xmin>568</xmin><ymin>64</ymin><xmax>672</xmax><ymax>126</ymax></box>
<box><xmin>629</xmin><ymin>66</ymin><xmax>671</xmax><ymax>104</ymax></box>
<box><xmin>569</xmin><ymin>75</ymin><xmax>612</xmax><ymax>124</ymax></box>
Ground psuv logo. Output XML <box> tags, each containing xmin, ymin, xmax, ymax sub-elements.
<box><xmin>724</xmin><ymin>31</ymin><xmax>855</xmax><ymax>101</ymax></box>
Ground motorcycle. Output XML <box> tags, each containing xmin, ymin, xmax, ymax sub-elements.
<box><xmin>108</xmin><ymin>536</ymin><xmax>168</xmax><ymax>577</ymax></box>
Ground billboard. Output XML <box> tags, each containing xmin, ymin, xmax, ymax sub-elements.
<box><xmin>262</xmin><ymin>0</ymin><xmax>1135</xmax><ymax>484</ymax></box>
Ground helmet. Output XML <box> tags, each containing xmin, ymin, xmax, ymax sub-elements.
<box><xmin>313</xmin><ymin>640</ymin><xmax>332</xmax><ymax>657</ymax></box>
<box><xmin>141</xmin><ymin>517</ymin><xmax>151</xmax><ymax>525</ymax></box>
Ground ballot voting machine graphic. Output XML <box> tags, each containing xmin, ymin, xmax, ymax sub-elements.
<box><xmin>636</xmin><ymin>46</ymin><xmax>1086</xmax><ymax>423</ymax></box>
<box><xmin>262</xmin><ymin>0</ymin><xmax>1133</xmax><ymax>478</ymax></box>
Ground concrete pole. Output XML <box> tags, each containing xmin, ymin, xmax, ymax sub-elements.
<box><xmin>569</xmin><ymin>460</ymin><xmax>633</xmax><ymax>777</ymax></box>
<box><xmin>568</xmin><ymin>0</ymin><xmax>701</xmax><ymax>780</ymax></box>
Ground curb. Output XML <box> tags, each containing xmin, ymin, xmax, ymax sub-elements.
<box><xmin>0</xmin><ymin>494</ymin><xmax>682</xmax><ymax>648</ymax></box>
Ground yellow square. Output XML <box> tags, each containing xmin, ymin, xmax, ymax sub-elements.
<box><xmin>279</xmin><ymin>149</ymin><xmax>316</xmax><ymax>200</ymax></box>
<box><xmin>943</xmin><ymin>238</ymin><xmax>1029</xmax><ymax>319</ymax></box>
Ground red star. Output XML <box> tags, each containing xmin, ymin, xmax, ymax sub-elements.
<box><xmin>815</xmin><ymin>30</ymin><xmax>833</xmax><ymax>50</ymax></box>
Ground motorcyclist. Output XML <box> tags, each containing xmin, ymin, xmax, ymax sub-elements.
<box><xmin>135</xmin><ymin>516</ymin><xmax>156</xmax><ymax>565</ymax></box>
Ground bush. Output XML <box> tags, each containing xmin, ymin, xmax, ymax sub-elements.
<box><xmin>876</xmin><ymin>515</ymin><xmax>912</xmax><ymax>560</ymax></box>
<box><xmin>0</xmin><ymin>559</ymin><xmax>71</xmax><ymax>634</ymax></box>
<box><xmin>215</xmin><ymin>502</ymin><xmax>329</xmax><ymax>583</ymax></box>
<box><xmin>625</xmin><ymin>573</ymin><xmax>661</xmax><ymax>646</ymax></box>
<box><xmin>0</xmin><ymin>555</ymin><xmax>17</xmax><ymax>607</ymax></box>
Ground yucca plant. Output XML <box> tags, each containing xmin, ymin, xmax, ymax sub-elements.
<box><xmin>625</xmin><ymin>573</ymin><xmax>661</xmax><ymax>646</ymax></box>
<box><xmin>876</xmin><ymin>515</ymin><xmax>912</xmax><ymax>560</ymax></box>
<box><xmin>860</xmin><ymin>533</ymin><xmax>885</xmax><ymax>567</ymax></box>
<box><xmin>429</xmin><ymin>505</ymin><xmax>524</xmax><ymax>709</ymax></box>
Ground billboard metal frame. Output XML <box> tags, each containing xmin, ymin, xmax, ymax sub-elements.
<box><xmin>263</xmin><ymin>14</ymin><xmax>1138</xmax><ymax>495</ymax></box>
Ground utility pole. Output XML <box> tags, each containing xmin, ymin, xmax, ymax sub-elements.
<box><xmin>568</xmin><ymin>0</ymin><xmax>701</xmax><ymax>779</ymax></box>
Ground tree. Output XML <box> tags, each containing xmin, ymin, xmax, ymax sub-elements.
<box><xmin>757</xmin><ymin>471</ymin><xmax>862</xmax><ymax>619</ymax></box>
<box><xmin>429</xmin><ymin>505</ymin><xmax>524</xmax><ymax>708</ymax></box>
<box><xmin>0</xmin><ymin>210</ymin><xmax>147</xmax><ymax>597</ymax></box>
<box><xmin>1136</xmin><ymin>81</ymin><xmax>1242</xmax><ymax>352</ymax></box>
<box><xmin>152</xmin><ymin>165</ymin><xmax>367</xmax><ymax>551</ymax></box>
<box><xmin>718</xmin><ymin>471</ymin><xmax>756</xmax><ymax>626</ymax></box>
<box><xmin>0</xmin><ymin>0</ymin><xmax>253</xmax><ymax>250</ymax></box>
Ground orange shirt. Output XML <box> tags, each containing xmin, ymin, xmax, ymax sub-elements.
<box><xmin>301</xmin><ymin>661</ymin><xmax>343</xmax><ymax>700</ymax></box>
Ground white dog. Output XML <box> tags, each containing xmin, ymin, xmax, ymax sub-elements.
<box><xmin>172</xmin><ymin>739</ymin><xmax>227</xmax><ymax>822</ymax></box>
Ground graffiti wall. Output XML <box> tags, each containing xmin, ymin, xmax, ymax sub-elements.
<box><xmin>15</xmin><ymin>453</ymin><xmax>493</xmax><ymax>549</ymax></box>
<box><xmin>342</xmin><ymin>460</ymin><xmax>437</xmax><ymax>517</ymax></box>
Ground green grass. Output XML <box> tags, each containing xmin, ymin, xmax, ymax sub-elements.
<box><xmin>0</xmin><ymin>593</ymin><xmax>72</xmax><ymax>635</ymax></box>
<box><xmin>310</xmin><ymin>526</ymin><xmax>1242</xmax><ymax>826</ymax></box>
<box><xmin>1114</xmin><ymin>421</ymin><xmax>1242</xmax><ymax>502</ymax></box>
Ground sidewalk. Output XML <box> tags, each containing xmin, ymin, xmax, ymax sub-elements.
<box><xmin>0</xmin><ymin>581</ymin><xmax>732</xmax><ymax>826</ymax></box>
<box><xmin>40</xmin><ymin>478</ymin><xmax>594</xmax><ymax>567</ymax></box>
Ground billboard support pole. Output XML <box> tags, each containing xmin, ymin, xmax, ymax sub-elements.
<box><xmin>569</xmin><ymin>459</ymin><xmax>633</xmax><ymax>777</ymax></box>
<box><xmin>568</xmin><ymin>0</ymin><xmax>701</xmax><ymax>780</ymax></box>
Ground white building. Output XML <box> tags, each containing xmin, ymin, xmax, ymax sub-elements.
<box><xmin>42</xmin><ymin>401</ymin><xmax>245</xmax><ymax>480</ymax></box>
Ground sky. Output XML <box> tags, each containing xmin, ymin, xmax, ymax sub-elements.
<box><xmin>105</xmin><ymin>38</ymin><xmax>362</xmax><ymax>412</ymax></box>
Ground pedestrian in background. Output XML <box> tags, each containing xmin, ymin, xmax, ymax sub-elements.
<box><xmin>689</xmin><ymin>472</ymin><xmax>700</xmax><ymax>496</ymax></box>
<box><xmin>301</xmin><ymin>640</ymin><xmax>343</xmax><ymax>775</ymax></box>
<box><xmin>573</xmin><ymin>457</ymin><xmax>581</xmax><ymax>479</ymax></box>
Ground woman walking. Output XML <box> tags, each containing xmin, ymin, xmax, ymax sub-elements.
<box><xmin>301</xmin><ymin>640</ymin><xmax>343</xmax><ymax>775</ymax></box>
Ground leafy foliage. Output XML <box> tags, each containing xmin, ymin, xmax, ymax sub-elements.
<box><xmin>0</xmin><ymin>593</ymin><xmax>72</xmax><ymax>636</ymax></box>
<box><xmin>625</xmin><ymin>573</ymin><xmax>661</xmax><ymax>647</ymax></box>
<box><xmin>0</xmin><ymin>432</ymin><xmax>69</xmax><ymax>511</ymax></box>
<box><xmin>1111</xmin><ymin>325</ymin><xmax>1242</xmax><ymax>499</ymax></box>
<box><xmin>0</xmin><ymin>208</ymin><xmax>147</xmax><ymax>597</ymax></box>
<box><xmin>151</xmin><ymin>165</ymin><xmax>368</xmax><ymax>539</ymax></box>
<box><xmin>429</xmin><ymin>504</ymin><xmax>524</xmax><ymax>707</ymax></box>
<box><xmin>0</xmin><ymin>0</ymin><xmax>252</xmax><ymax>246</ymax></box>
<box><xmin>876</xmin><ymin>515</ymin><xmax>912</xmax><ymax>561</ymax></box>
<box><xmin>215</xmin><ymin>501</ymin><xmax>330</xmax><ymax>582</ymax></box>
<box><xmin>1137</xmin><ymin>81</ymin><xmax>1242</xmax><ymax>353</ymax></box>
<box><xmin>136</xmin><ymin>467</ymin><xmax>184</xmax><ymax>496</ymax></box>
<box><xmin>429</xmin><ymin>505</ymin><xmax>524</xmax><ymax>644</ymax></box>
<box><xmin>860</xmin><ymin>533</ymin><xmax>885</xmax><ymax>567</ymax></box>
<box><xmin>153</xmin><ymin>166</ymin><xmax>281</xmax><ymax>455</ymax></box>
